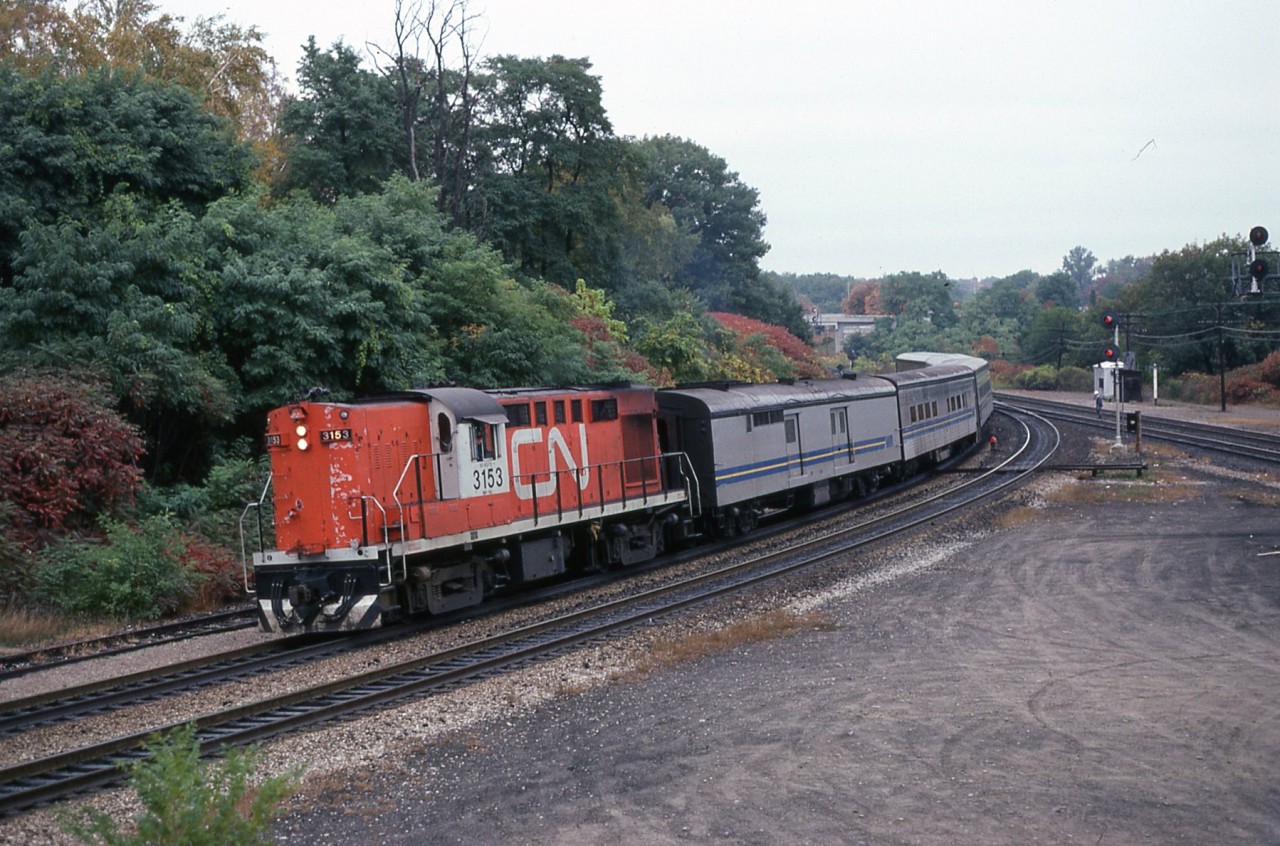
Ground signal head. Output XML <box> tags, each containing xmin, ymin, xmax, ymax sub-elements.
<box><xmin>1102</xmin><ymin>344</ymin><xmax>1120</xmax><ymax>362</ymax></box>
<box><xmin>1250</xmin><ymin>258</ymin><xmax>1269</xmax><ymax>281</ymax></box>
<box><xmin>1250</xmin><ymin>226</ymin><xmax>1269</xmax><ymax>247</ymax></box>
<box><xmin>1100</xmin><ymin>309</ymin><xmax>1118</xmax><ymax>329</ymax></box>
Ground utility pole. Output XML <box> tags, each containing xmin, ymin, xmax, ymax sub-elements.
<box><xmin>1055</xmin><ymin>326</ymin><xmax>1065</xmax><ymax>387</ymax></box>
<box><xmin>1216</xmin><ymin>302</ymin><xmax>1226</xmax><ymax>413</ymax></box>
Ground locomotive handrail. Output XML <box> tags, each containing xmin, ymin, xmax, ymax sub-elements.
<box><xmin>671</xmin><ymin>451</ymin><xmax>701</xmax><ymax>517</ymax></box>
<box><xmin>384</xmin><ymin>449</ymin><xmax>696</xmax><ymax>541</ymax></box>
<box><xmin>514</xmin><ymin>451</ymin><xmax>696</xmax><ymax>528</ymax></box>
<box><xmin>237</xmin><ymin>474</ymin><xmax>274</xmax><ymax>595</ymax></box>
<box><xmin>356</xmin><ymin>495</ymin><xmax>399</xmax><ymax>586</ymax></box>
<box><xmin>391</xmin><ymin>451</ymin><xmax>439</xmax><ymax>541</ymax></box>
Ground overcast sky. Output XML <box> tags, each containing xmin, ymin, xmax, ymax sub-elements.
<box><xmin>163</xmin><ymin>0</ymin><xmax>1279</xmax><ymax>280</ymax></box>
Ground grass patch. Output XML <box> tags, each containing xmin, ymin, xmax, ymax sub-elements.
<box><xmin>619</xmin><ymin>609</ymin><xmax>835</xmax><ymax>682</ymax></box>
<box><xmin>1045</xmin><ymin>470</ymin><xmax>1197</xmax><ymax>506</ymax></box>
<box><xmin>0</xmin><ymin>605</ymin><xmax>116</xmax><ymax>653</ymax></box>
<box><xmin>993</xmin><ymin>506</ymin><xmax>1045</xmax><ymax>530</ymax></box>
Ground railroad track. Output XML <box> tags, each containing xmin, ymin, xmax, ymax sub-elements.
<box><xmin>0</xmin><ymin>607</ymin><xmax>259</xmax><ymax>683</ymax></box>
<box><xmin>0</xmin><ymin>407</ymin><xmax>1057</xmax><ymax>818</ymax></box>
<box><xmin>997</xmin><ymin>393</ymin><xmax>1280</xmax><ymax>465</ymax></box>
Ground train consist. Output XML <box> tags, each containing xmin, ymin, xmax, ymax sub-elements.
<box><xmin>242</xmin><ymin>353</ymin><xmax>992</xmax><ymax>634</ymax></box>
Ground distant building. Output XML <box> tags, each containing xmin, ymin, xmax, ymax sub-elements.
<box><xmin>810</xmin><ymin>312</ymin><xmax>880</xmax><ymax>353</ymax></box>
<box><xmin>1093</xmin><ymin>361</ymin><xmax>1143</xmax><ymax>402</ymax></box>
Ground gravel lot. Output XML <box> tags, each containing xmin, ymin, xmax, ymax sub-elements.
<box><xmin>4</xmin><ymin>401</ymin><xmax>1279</xmax><ymax>845</ymax></box>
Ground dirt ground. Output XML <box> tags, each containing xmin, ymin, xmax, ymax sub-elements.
<box><xmin>268</xmin><ymin>437</ymin><xmax>1280</xmax><ymax>845</ymax></box>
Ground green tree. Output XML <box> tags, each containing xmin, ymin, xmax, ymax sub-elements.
<box><xmin>771</xmin><ymin>271</ymin><xmax>857</xmax><ymax>313</ymax></box>
<box><xmin>476</xmin><ymin>54</ymin><xmax>626</xmax><ymax>289</ymax></box>
<box><xmin>1119</xmin><ymin>237</ymin><xmax>1247</xmax><ymax>375</ymax></box>
<box><xmin>632</xmin><ymin>310</ymin><xmax>716</xmax><ymax>385</ymax></box>
<box><xmin>1</xmin><ymin>194</ymin><xmax>236</xmax><ymax>478</ymax></box>
<box><xmin>633</xmin><ymin>136</ymin><xmax>807</xmax><ymax>335</ymax></box>
<box><xmin>1021</xmin><ymin>305</ymin><xmax>1084</xmax><ymax>368</ymax></box>
<box><xmin>276</xmin><ymin>38</ymin><xmax>401</xmax><ymax>202</ymax></box>
<box><xmin>0</xmin><ymin>1</ymin><xmax>282</xmax><ymax>150</ymax></box>
<box><xmin>1034</xmin><ymin>270</ymin><xmax>1077</xmax><ymax>308</ymax></box>
<box><xmin>0</xmin><ymin>65</ymin><xmax>254</xmax><ymax>285</ymax></box>
<box><xmin>1063</xmin><ymin>245</ymin><xmax>1098</xmax><ymax>297</ymax></box>
<box><xmin>878</xmin><ymin>271</ymin><xmax>957</xmax><ymax>327</ymax></box>
<box><xmin>201</xmin><ymin>183</ymin><xmax>441</xmax><ymax>415</ymax></box>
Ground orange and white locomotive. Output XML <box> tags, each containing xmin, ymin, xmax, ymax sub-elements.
<box><xmin>243</xmin><ymin>385</ymin><xmax>694</xmax><ymax>633</ymax></box>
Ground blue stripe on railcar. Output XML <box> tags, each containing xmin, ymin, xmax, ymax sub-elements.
<box><xmin>715</xmin><ymin>433</ymin><xmax>896</xmax><ymax>487</ymax></box>
<box><xmin>900</xmin><ymin>408</ymin><xmax>976</xmax><ymax>444</ymax></box>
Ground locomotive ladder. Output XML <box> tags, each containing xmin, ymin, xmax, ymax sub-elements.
<box><xmin>238</xmin><ymin>474</ymin><xmax>274</xmax><ymax>594</ymax></box>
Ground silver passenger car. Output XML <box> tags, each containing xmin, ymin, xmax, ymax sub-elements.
<box><xmin>881</xmin><ymin>360</ymin><xmax>983</xmax><ymax>462</ymax></box>
<box><xmin>895</xmin><ymin>351</ymin><xmax>993</xmax><ymax>429</ymax></box>
<box><xmin>657</xmin><ymin>376</ymin><xmax>902</xmax><ymax>521</ymax></box>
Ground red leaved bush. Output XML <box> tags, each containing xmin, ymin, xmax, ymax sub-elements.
<box><xmin>182</xmin><ymin>531</ymin><xmax>244</xmax><ymax>610</ymax></box>
<box><xmin>1257</xmin><ymin>351</ymin><xmax>1280</xmax><ymax>388</ymax></box>
<box><xmin>0</xmin><ymin>371</ymin><xmax>144</xmax><ymax>549</ymax></box>
<box><xmin>987</xmin><ymin>360</ymin><xmax>1030</xmax><ymax>387</ymax></box>
<box><xmin>709</xmin><ymin>312</ymin><xmax>825</xmax><ymax>378</ymax></box>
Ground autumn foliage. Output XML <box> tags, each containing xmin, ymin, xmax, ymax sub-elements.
<box><xmin>0</xmin><ymin>372</ymin><xmax>144</xmax><ymax>550</ymax></box>
<box><xmin>709</xmin><ymin>312</ymin><xmax>825</xmax><ymax>380</ymax></box>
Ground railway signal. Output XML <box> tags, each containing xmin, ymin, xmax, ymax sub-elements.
<box><xmin>1246</xmin><ymin>225</ymin><xmax>1269</xmax><ymax>294</ymax></box>
<box><xmin>1100</xmin><ymin>309</ymin><xmax>1120</xmax><ymax>362</ymax></box>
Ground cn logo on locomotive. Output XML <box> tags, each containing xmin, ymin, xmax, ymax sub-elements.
<box><xmin>509</xmin><ymin>425</ymin><xmax>590</xmax><ymax>500</ymax></box>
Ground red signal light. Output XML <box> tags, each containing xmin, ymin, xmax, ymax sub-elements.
<box><xmin>1100</xmin><ymin>309</ymin><xmax>1118</xmax><ymax>329</ymax></box>
<box><xmin>1250</xmin><ymin>226</ymin><xmax>1268</xmax><ymax>247</ymax></box>
<box><xmin>1250</xmin><ymin>258</ymin><xmax>1269</xmax><ymax>281</ymax></box>
<box><xmin>1102</xmin><ymin>344</ymin><xmax>1120</xmax><ymax>362</ymax></box>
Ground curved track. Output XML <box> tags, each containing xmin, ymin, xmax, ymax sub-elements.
<box><xmin>0</xmin><ymin>407</ymin><xmax>1058</xmax><ymax>818</ymax></box>
<box><xmin>997</xmin><ymin>392</ymin><xmax>1280</xmax><ymax>465</ymax></box>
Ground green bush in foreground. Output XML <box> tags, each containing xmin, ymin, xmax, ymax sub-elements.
<box><xmin>62</xmin><ymin>723</ymin><xmax>302</xmax><ymax>845</ymax></box>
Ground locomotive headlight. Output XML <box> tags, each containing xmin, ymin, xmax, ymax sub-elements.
<box><xmin>297</xmin><ymin>438</ymin><xmax>310</xmax><ymax>451</ymax></box>
<box><xmin>295</xmin><ymin>425</ymin><xmax>308</xmax><ymax>437</ymax></box>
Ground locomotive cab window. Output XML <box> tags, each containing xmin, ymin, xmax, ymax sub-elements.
<box><xmin>470</xmin><ymin>422</ymin><xmax>499</xmax><ymax>461</ymax></box>
<box><xmin>571</xmin><ymin>399</ymin><xmax>583</xmax><ymax>423</ymax></box>
<box><xmin>437</xmin><ymin>413</ymin><xmax>453</xmax><ymax>452</ymax></box>
<box><xmin>535</xmin><ymin>402</ymin><xmax>548</xmax><ymax>425</ymax></box>
<box><xmin>554</xmin><ymin>400</ymin><xmax>566</xmax><ymax>424</ymax></box>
